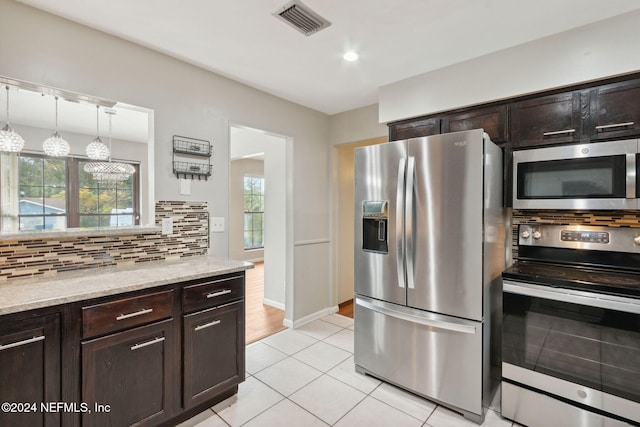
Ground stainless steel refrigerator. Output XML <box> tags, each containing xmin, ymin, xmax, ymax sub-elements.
<box><xmin>354</xmin><ymin>129</ymin><xmax>507</xmax><ymax>424</ymax></box>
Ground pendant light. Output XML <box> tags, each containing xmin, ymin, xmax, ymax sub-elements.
<box><xmin>85</xmin><ymin>105</ymin><xmax>110</xmax><ymax>160</ymax></box>
<box><xmin>0</xmin><ymin>85</ymin><xmax>25</xmax><ymax>153</ymax></box>
<box><xmin>42</xmin><ymin>96</ymin><xmax>70</xmax><ymax>157</ymax></box>
<box><xmin>83</xmin><ymin>108</ymin><xmax>135</xmax><ymax>186</ymax></box>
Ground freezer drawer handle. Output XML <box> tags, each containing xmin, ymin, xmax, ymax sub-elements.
<box><xmin>356</xmin><ymin>298</ymin><xmax>476</xmax><ymax>334</ymax></box>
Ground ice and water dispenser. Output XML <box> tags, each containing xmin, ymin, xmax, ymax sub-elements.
<box><xmin>361</xmin><ymin>201</ymin><xmax>388</xmax><ymax>254</ymax></box>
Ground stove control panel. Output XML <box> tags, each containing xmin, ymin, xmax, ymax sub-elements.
<box><xmin>560</xmin><ymin>230</ymin><xmax>610</xmax><ymax>244</ymax></box>
<box><xmin>518</xmin><ymin>224</ymin><xmax>640</xmax><ymax>253</ymax></box>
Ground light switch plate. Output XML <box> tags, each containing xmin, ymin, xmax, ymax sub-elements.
<box><xmin>211</xmin><ymin>217</ymin><xmax>225</xmax><ymax>233</ymax></box>
<box><xmin>161</xmin><ymin>218</ymin><xmax>173</xmax><ymax>235</ymax></box>
<box><xmin>179</xmin><ymin>178</ymin><xmax>191</xmax><ymax>195</ymax></box>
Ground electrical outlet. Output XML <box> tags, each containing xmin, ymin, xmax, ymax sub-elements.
<box><xmin>161</xmin><ymin>218</ymin><xmax>173</xmax><ymax>235</ymax></box>
<box><xmin>211</xmin><ymin>217</ymin><xmax>225</xmax><ymax>233</ymax></box>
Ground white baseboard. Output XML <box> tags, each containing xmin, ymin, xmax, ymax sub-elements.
<box><xmin>288</xmin><ymin>306</ymin><xmax>339</xmax><ymax>329</ymax></box>
<box><xmin>262</xmin><ymin>298</ymin><xmax>285</xmax><ymax>310</ymax></box>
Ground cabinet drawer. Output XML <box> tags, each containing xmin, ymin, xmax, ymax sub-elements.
<box><xmin>183</xmin><ymin>275</ymin><xmax>244</xmax><ymax>313</ymax></box>
<box><xmin>82</xmin><ymin>290</ymin><xmax>174</xmax><ymax>339</ymax></box>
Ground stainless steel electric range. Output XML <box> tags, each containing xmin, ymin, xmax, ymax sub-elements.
<box><xmin>501</xmin><ymin>224</ymin><xmax>640</xmax><ymax>427</ymax></box>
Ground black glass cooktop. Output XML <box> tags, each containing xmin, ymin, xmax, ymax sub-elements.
<box><xmin>503</xmin><ymin>261</ymin><xmax>640</xmax><ymax>298</ymax></box>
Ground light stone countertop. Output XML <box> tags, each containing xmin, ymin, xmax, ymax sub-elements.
<box><xmin>0</xmin><ymin>256</ymin><xmax>253</xmax><ymax>316</ymax></box>
<box><xmin>0</xmin><ymin>225</ymin><xmax>162</xmax><ymax>241</ymax></box>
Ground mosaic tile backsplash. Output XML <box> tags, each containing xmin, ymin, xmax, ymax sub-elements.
<box><xmin>0</xmin><ymin>201</ymin><xmax>209</xmax><ymax>281</ymax></box>
<box><xmin>511</xmin><ymin>209</ymin><xmax>640</xmax><ymax>261</ymax></box>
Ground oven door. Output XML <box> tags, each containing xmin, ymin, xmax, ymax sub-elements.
<box><xmin>512</xmin><ymin>139</ymin><xmax>638</xmax><ymax>210</ymax></box>
<box><xmin>502</xmin><ymin>280</ymin><xmax>640</xmax><ymax>425</ymax></box>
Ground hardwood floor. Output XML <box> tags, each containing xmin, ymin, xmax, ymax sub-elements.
<box><xmin>245</xmin><ymin>262</ymin><xmax>286</xmax><ymax>344</ymax></box>
<box><xmin>245</xmin><ymin>262</ymin><xmax>355</xmax><ymax>344</ymax></box>
<box><xmin>338</xmin><ymin>299</ymin><xmax>354</xmax><ymax>318</ymax></box>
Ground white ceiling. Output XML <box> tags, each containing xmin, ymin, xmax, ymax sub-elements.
<box><xmin>14</xmin><ymin>0</ymin><xmax>640</xmax><ymax>115</ymax></box>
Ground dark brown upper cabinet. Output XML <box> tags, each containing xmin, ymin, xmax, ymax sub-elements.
<box><xmin>442</xmin><ymin>105</ymin><xmax>508</xmax><ymax>144</ymax></box>
<box><xmin>510</xmin><ymin>91</ymin><xmax>583</xmax><ymax>148</ymax></box>
<box><xmin>590</xmin><ymin>79</ymin><xmax>640</xmax><ymax>141</ymax></box>
<box><xmin>389</xmin><ymin>117</ymin><xmax>441</xmax><ymax>141</ymax></box>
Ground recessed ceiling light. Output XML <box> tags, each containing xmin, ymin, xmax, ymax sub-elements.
<box><xmin>343</xmin><ymin>51</ymin><xmax>359</xmax><ymax>62</ymax></box>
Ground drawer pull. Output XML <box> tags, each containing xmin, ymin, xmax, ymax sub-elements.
<box><xmin>194</xmin><ymin>320</ymin><xmax>221</xmax><ymax>331</ymax></box>
<box><xmin>130</xmin><ymin>336</ymin><xmax>165</xmax><ymax>351</ymax></box>
<box><xmin>543</xmin><ymin>129</ymin><xmax>575</xmax><ymax>136</ymax></box>
<box><xmin>116</xmin><ymin>308</ymin><xmax>153</xmax><ymax>321</ymax></box>
<box><xmin>0</xmin><ymin>335</ymin><xmax>45</xmax><ymax>351</ymax></box>
<box><xmin>595</xmin><ymin>121</ymin><xmax>634</xmax><ymax>131</ymax></box>
<box><xmin>206</xmin><ymin>289</ymin><xmax>232</xmax><ymax>299</ymax></box>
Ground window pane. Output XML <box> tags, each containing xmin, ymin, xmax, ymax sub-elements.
<box><xmin>43</xmin><ymin>159</ymin><xmax>66</xmax><ymax>186</ymax></box>
<box><xmin>79</xmin><ymin>215</ymin><xmax>100</xmax><ymax>228</ymax></box>
<box><xmin>116</xmin><ymin>189</ymin><xmax>134</xmax><ymax>209</ymax></box>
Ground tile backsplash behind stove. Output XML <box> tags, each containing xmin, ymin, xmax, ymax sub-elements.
<box><xmin>0</xmin><ymin>201</ymin><xmax>209</xmax><ymax>281</ymax></box>
<box><xmin>511</xmin><ymin>210</ymin><xmax>640</xmax><ymax>261</ymax></box>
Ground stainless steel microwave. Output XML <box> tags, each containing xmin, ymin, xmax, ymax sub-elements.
<box><xmin>513</xmin><ymin>139</ymin><xmax>640</xmax><ymax>210</ymax></box>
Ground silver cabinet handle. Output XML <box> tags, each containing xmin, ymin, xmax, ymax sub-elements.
<box><xmin>194</xmin><ymin>320</ymin><xmax>221</xmax><ymax>331</ymax></box>
<box><xmin>206</xmin><ymin>289</ymin><xmax>231</xmax><ymax>298</ymax></box>
<box><xmin>542</xmin><ymin>129</ymin><xmax>575</xmax><ymax>136</ymax></box>
<box><xmin>116</xmin><ymin>308</ymin><xmax>153</xmax><ymax>321</ymax></box>
<box><xmin>130</xmin><ymin>336</ymin><xmax>165</xmax><ymax>351</ymax></box>
<box><xmin>595</xmin><ymin>121</ymin><xmax>634</xmax><ymax>131</ymax></box>
<box><xmin>0</xmin><ymin>335</ymin><xmax>45</xmax><ymax>351</ymax></box>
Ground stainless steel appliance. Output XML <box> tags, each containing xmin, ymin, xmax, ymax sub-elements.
<box><xmin>513</xmin><ymin>139</ymin><xmax>640</xmax><ymax>210</ymax></box>
<box><xmin>354</xmin><ymin>129</ymin><xmax>507</xmax><ymax>424</ymax></box>
<box><xmin>502</xmin><ymin>224</ymin><xmax>640</xmax><ymax>426</ymax></box>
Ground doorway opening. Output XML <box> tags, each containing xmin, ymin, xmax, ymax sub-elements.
<box><xmin>229</xmin><ymin>125</ymin><xmax>288</xmax><ymax>343</ymax></box>
<box><xmin>333</xmin><ymin>137</ymin><xmax>387</xmax><ymax>319</ymax></box>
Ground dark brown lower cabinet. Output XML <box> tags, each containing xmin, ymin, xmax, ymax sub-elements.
<box><xmin>183</xmin><ymin>301</ymin><xmax>245</xmax><ymax>409</ymax></box>
<box><xmin>81</xmin><ymin>319</ymin><xmax>174</xmax><ymax>427</ymax></box>
<box><xmin>0</xmin><ymin>313</ymin><xmax>61</xmax><ymax>427</ymax></box>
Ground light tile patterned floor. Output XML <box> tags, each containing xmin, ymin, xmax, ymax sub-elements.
<box><xmin>177</xmin><ymin>314</ymin><xmax>517</xmax><ymax>427</ymax></box>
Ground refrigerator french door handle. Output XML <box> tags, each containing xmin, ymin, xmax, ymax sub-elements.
<box><xmin>396</xmin><ymin>158</ymin><xmax>406</xmax><ymax>289</ymax></box>
<box><xmin>356</xmin><ymin>297</ymin><xmax>477</xmax><ymax>334</ymax></box>
<box><xmin>405</xmin><ymin>156</ymin><xmax>416</xmax><ymax>289</ymax></box>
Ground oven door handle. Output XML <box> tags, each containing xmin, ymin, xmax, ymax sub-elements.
<box><xmin>503</xmin><ymin>280</ymin><xmax>640</xmax><ymax>314</ymax></box>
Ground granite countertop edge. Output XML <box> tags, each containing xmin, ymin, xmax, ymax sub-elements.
<box><xmin>0</xmin><ymin>256</ymin><xmax>253</xmax><ymax>316</ymax></box>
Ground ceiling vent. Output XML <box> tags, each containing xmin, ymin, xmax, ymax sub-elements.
<box><xmin>273</xmin><ymin>0</ymin><xmax>331</xmax><ymax>36</ymax></box>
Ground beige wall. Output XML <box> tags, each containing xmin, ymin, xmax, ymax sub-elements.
<box><xmin>380</xmin><ymin>9</ymin><xmax>640</xmax><ymax>122</ymax></box>
<box><xmin>0</xmin><ymin>0</ymin><xmax>329</xmax><ymax>325</ymax></box>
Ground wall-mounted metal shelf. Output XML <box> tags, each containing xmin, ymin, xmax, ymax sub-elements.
<box><xmin>172</xmin><ymin>135</ymin><xmax>212</xmax><ymax>180</ymax></box>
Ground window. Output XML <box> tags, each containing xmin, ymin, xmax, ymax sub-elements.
<box><xmin>243</xmin><ymin>176</ymin><xmax>264</xmax><ymax>250</ymax></box>
<box><xmin>1</xmin><ymin>153</ymin><xmax>139</xmax><ymax>231</ymax></box>
<box><xmin>18</xmin><ymin>156</ymin><xmax>67</xmax><ymax>231</ymax></box>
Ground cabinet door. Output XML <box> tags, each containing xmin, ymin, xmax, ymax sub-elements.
<box><xmin>389</xmin><ymin>117</ymin><xmax>441</xmax><ymax>141</ymax></box>
<box><xmin>183</xmin><ymin>301</ymin><xmax>244</xmax><ymax>409</ymax></box>
<box><xmin>0</xmin><ymin>314</ymin><xmax>61</xmax><ymax>427</ymax></box>
<box><xmin>590</xmin><ymin>79</ymin><xmax>640</xmax><ymax>141</ymax></box>
<box><xmin>443</xmin><ymin>105</ymin><xmax>508</xmax><ymax>143</ymax></box>
<box><xmin>81</xmin><ymin>319</ymin><xmax>174</xmax><ymax>427</ymax></box>
<box><xmin>511</xmin><ymin>91</ymin><xmax>581</xmax><ymax>148</ymax></box>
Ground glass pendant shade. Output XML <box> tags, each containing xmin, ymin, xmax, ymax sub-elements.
<box><xmin>86</xmin><ymin>137</ymin><xmax>110</xmax><ymax>160</ymax></box>
<box><xmin>43</xmin><ymin>131</ymin><xmax>70</xmax><ymax>157</ymax></box>
<box><xmin>84</xmin><ymin>108</ymin><xmax>135</xmax><ymax>186</ymax></box>
<box><xmin>42</xmin><ymin>96</ymin><xmax>70</xmax><ymax>157</ymax></box>
<box><xmin>86</xmin><ymin>105</ymin><xmax>110</xmax><ymax>160</ymax></box>
<box><xmin>0</xmin><ymin>86</ymin><xmax>25</xmax><ymax>153</ymax></box>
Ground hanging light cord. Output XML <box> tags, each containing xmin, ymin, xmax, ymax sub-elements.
<box><xmin>107</xmin><ymin>112</ymin><xmax>113</xmax><ymax>162</ymax></box>
<box><xmin>5</xmin><ymin>86</ymin><xmax>9</xmax><ymax>124</ymax></box>
<box><xmin>54</xmin><ymin>96</ymin><xmax>59</xmax><ymax>132</ymax></box>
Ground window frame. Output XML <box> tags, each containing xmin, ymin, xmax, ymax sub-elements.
<box><xmin>8</xmin><ymin>153</ymin><xmax>140</xmax><ymax>231</ymax></box>
<box><xmin>243</xmin><ymin>175</ymin><xmax>265</xmax><ymax>251</ymax></box>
